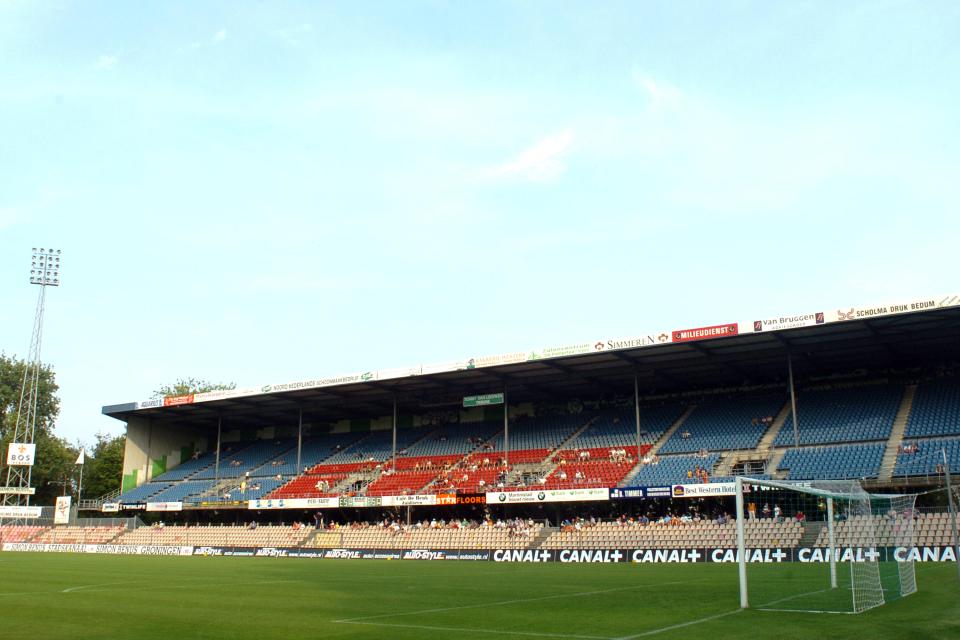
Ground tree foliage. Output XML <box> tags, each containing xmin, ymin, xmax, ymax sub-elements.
<box><xmin>81</xmin><ymin>432</ymin><xmax>125</xmax><ymax>499</ymax></box>
<box><xmin>152</xmin><ymin>377</ymin><xmax>236</xmax><ymax>398</ymax></box>
<box><xmin>0</xmin><ymin>353</ymin><xmax>60</xmax><ymax>441</ymax></box>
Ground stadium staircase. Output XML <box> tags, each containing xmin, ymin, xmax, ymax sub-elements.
<box><xmin>519</xmin><ymin>416</ymin><xmax>598</xmax><ymax>483</ymax></box>
<box><xmin>878</xmin><ymin>384</ymin><xmax>917</xmax><ymax>482</ymax></box>
<box><xmin>798</xmin><ymin>521</ymin><xmax>824</xmax><ymax>549</ymax></box>
<box><xmin>618</xmin><ymin>405</ymin><xmax>695</xmax><ymax>486</ymax></box>
<box><xmin>79</xmin><ymin>488</ymin><xmax>121</xmax><ymax>511</ymax></box>
<box><xmin>753</xmin><ymin>400</ymin><xmax>792</xmax><ymax>454</ymax></box>
<box><xmin>712</xmin><ymin>400</ymin><xmax>791</xmax><ymax>478</ymax></box>
<box><xmin>766</xmin><ymin>449</ymin><xmax>789</xmax><ymax>480</ymax></box>
<box><xmin>553</xmin><ymin>416</ymin><xmax>599</xmax><ymax>453</ymax></box>
<box><xmin>526</xmin><ymin>525</ymin><xmax>557</xmax><ymax>550</ymax></box>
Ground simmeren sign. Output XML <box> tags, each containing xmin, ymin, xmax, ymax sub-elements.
<box><xmin>463</xmin><ymin>393</ymin><xmax>504</xmax><ymax>408</ymax></box>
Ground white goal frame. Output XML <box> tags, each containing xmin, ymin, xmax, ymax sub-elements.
<box><xmin>735</xmin><ymin>476</ymin><xmax>916</xmax><ymax>614</ymax></box>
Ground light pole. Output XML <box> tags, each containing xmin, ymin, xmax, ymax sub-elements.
<box><xmin>2</xmin><ymin>248</ymin><xmax>61</xmax><ymax>512</ymax></box>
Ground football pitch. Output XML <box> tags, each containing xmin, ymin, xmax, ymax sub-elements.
<box><xmin>1</xmin><ymin>553</ymin><xmax>958</xmax><ymax>640</ymax></box>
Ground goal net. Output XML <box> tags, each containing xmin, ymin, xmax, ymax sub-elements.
<box><xmin>735</xmin><ymin>477</ymin><xmax>916</xmax><ymax>614</ymax></box>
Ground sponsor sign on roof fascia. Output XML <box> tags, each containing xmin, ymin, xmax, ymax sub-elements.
<box><xmin>126</xmin><ymin>293</ymin><xmax>960</xmax><ymax>411</ymax></box>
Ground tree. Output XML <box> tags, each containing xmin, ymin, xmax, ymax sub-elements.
<box><xmin>0</xmin><ymin>353</ymin><xmax>60</xmax><ymax>441</ymax></box>
<box><xmin>0</xmin><ymin>353</ymin><xmax>65</xmax><ymax>503</ymax></box>
<box><xmin>30</xmin><ymin>431</ymin><xmax>76</xmax><ymax>504</ymax></box>
<box><xmin>152</xmin><ymin>377</ymin><xmax>236</xmax><ymax>398</ymax></box>
<box><xmin>80</xmin><ymin>432</ymin><xmax>125</xmax><ymax>499</ymax></box>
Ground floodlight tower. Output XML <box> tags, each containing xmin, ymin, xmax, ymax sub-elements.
<box><xmin>2</xmin><ymin>248</ymin><xmax>61</xmax><ymax>508</ymax></box>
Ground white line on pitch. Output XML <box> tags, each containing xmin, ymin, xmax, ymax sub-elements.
<box><xmin>335</xmin><ymin>620</ymin><xmax>615</xmax><ymax>640</ymax></box>
<box><xmin>614</xmin><ymin>609</ymin><xmax>742</xmax><ymax>639</ymax></box>
<box><xmin>334</xmin><ymin>580</ymin><xmax>690</xmax><ymax>623</ymax></box>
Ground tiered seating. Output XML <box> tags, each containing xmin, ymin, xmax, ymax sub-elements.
<box><xmin>543</xmin><ymin>460</ymin><xmax>637</xmax><ymax>489</ymax></box>
<box><xmin>778</xmin><ymin>443</ymin><xmax>885</xmax><ymax>480</ymax></box>
<box><xmin>321</xmin><ymin>430</ymin><xmax>426</xmax><ymax>465</ymax></box>
<box><xmin>435</xmin><ymin>466</ymin><xmax>504</xmax><ymax>494</ymax></box>
<box><xmin>116</xmin><ymin>524</ymin><xmax>313</xmax><ymax>548</ymax></box>
<box><xmin>402</xmin><ymin>422</ymin><xmax>501</xmax><ymax>457</ymax></box>
<box><xmin>117</xmin><ymin>481</ymin><xmax>172</xmax><ymax>504</ymax></box>
<box><xmin>306</xmin><ymin>462</ymin><xmax>374</xmax><ymax>475</ymax></box>
<box><xmin>542</xmin><ymin>520</ymin><xmax>803</xmax><ymax>549</ymax></box>
<box><xmin>33</xmin><ymin>525</ymin><xmax>125</xmax><ymax>544</ymax></box>
<box><xmin>211</xmin><ymin>477</ymin><xmax>286</xmax><ymax>502</ymax></box>
<box><xmin>255</xmin><ymin>432</ymin><xmax>367</xmax><ymax>476</ymax></box>
<box><xmin>364</xmin><ymin>471</ymin><xmax>439</xmax><ymax>496</ymax></box>
<box><xmin>626</xmin><ymin>453</ymin><xmax>721</xmax><ymax>486</ymax></box>
<box><xmin>566</xmin><ymin>405</ymin><xmax>683</xmax><ymax>450</ymax></box>
<box><xmin>894</xmin><ymin>436</ymin><xmax>960</xmax><ymax>477</ymax></box>
<box><xmin>659</xmin><ymin>396</ymin><xmax>784</xmax><ymax>454</ymax></box>
<box><xmin>269</xmin><ymin>474</ymin><xmax>349</xmax><ymax>499</ymax></box>
<box><xmin>906</xmin><ymin>377</ymin><xmax>960</xmax><ymax>438</ymax></box>
<box><xmin>812</xmin><ymin>513</ymin><xmax>957</xmax><ymax>548</ymax></box>
<box><xmin>393</xmin><ymin>455</ymin><xmax>464</xmax><ymax>471</ymax></box>
<box><xmin>303</xmin><ymin>524</ymin><xmax>541</xmax><ymax>550</ymax></box>
<box><xmin>194</xmin><ymin>440</ymin><xmax>295</xmax><ymax>480</ymax></box>
<box><xmin>487</xmin><ymin>414</ymin><xmax>585</xmax><ymax>452</ymax></box>
<box><xmin>774</xmin><ymin>384</ymin><xmax>903</xmax><ymax>446</ymax></box>
<box><xmin>148</xmin><ymin>480</ymin><xmax>217</xmax><ymax>503</ymax></box>
<box><xmin>0</xmin><ymin>525</ymin><xmax>47</xmax><ymax>543</ymax></box>
<box><xmin>153</xmin><ymin>453</ymin><xmax>216</xmax><ymax>481</ymax></box>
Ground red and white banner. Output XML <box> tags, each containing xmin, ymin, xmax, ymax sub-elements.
<box><xmin>671</xmin><ymin>323</ymin><xmax>738</xmax><ymax>343</ymax></box>
<box><xmin>163</xmin><ymin>394</ymin><xmax>194</xmax><ymax>407</ymax></box>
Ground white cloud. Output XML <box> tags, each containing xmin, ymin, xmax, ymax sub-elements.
<box><xmin>481</xmin><ymin>129</ymin><xmax>575</xmax><ymax>182</ymax></box>
<box><xmin>272</xmin><ymin>23</ymin><xmax>313</xmax><ymax>46</ymax></box>
<box><xmin>212</xmin><ymin>28</ymin><xmax>227</xmax><ymax>44</ymax></box>
<box><xmin>95</xmin><ymin>54</ymin><xmax>118</xmax><ymax>70</ymax></box>
<box><xmin>633</xmin><ymin>72</ymin><xmax>682</xmax><ymax>107</ymax></box>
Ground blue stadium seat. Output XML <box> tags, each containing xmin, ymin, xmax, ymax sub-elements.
<box><xmin>777</xmin><ymin>443</ymin><xmax>885</xmax><ymax>480</ymax></box>
<box><xmin>905</xmin><ymin>377</ymin><xmax>960</xmax><ymax>438</ymax></box>
<box><xmin>774</xmin><ymin>384</ymin><xmax>903</xmax><ymax>446</ymax></box>
<box><xmin>659</xmin><ymin>396</ymin><xmax>784</xmax><ymax>454</ymax></box>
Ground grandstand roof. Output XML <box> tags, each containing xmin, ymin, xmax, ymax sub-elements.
<box><xmin>103</xmin><ymin>295</ymin><xmax>960</xmax><ymax>430</ymax></box>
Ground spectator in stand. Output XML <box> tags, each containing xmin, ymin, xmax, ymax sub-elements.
<box><xmin>762</xmin><ymin>503</ymin><xmax>771</xmax><ymax>519</ymax></box>
<box><xmin>795</xmin><ymin>511</ymin><xmax>806</xmax><ymax>523</ymax></box>
<box><xmin>748</xmin><ymin>502</ymin><xmax>757</xmax><ymax>520</ymax></box>
<box><xmin>773</xmin><ymin>504</ymin><xmax>782</xmax><ymax>521</ymax></box>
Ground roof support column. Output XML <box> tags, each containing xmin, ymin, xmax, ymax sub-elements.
<box><xmin>788</xmin><ymin>354</ymin><xmax>800</xmax><ymax>448</ymax></box>
<box><xmin>296</xmin><ymin>408</ymin><xmax>303</xmax><ymax>476</ymax></box>
<box><xmin>634</xmin><ymin>374</ymin><xmax>642</xmax><ymax>460</ymax></box>
<box><xmin>214</xmin><ymin>417</ymin><xmax>222</xmax><ymax>484</ymax></box>
<box><xmin>391</xmin><ymin>395</ymin><xmax>398</xmax><ymax>473</ymax></box>
<box><xmin>503</xmin><ymin>387</ymin><xmax>509</xmax><ymax>472</ymax></box>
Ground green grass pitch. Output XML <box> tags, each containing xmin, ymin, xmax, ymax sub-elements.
<box><xmin>1</xmin><ymin>553</ymin><xmax>958</xmax><ymax>639</ymax></box>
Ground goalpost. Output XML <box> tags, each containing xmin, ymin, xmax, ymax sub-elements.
<box><xmin>735</xmin><ymin>477</ymin><xmax>917</xmax><ymax>614</ymax></box>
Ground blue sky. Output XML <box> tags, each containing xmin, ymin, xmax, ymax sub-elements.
<box><xmin>1</xmin><ymin>1</ymin><xmax>957</xmax><ymax>446</ymax></box>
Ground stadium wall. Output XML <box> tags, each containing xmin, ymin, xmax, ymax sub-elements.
<box><xmin>123</xmin><ymin>417</ymin><xmax>210</xmax><ymax>490</ymax></box>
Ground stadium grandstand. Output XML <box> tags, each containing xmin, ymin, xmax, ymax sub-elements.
<box><xmin>4</xmin><ymin>295</ymin><xmax>960</xmax><ymax>566</ymax></box>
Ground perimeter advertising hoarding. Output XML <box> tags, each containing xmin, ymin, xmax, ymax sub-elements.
<box><xmin>122</xmin><ymin>292</ymin><xmax>960</xmax><ymax>413</ymax></box>
<box><xmin>486</xmin><ymin>488</ymin><xmax>609</xmax><ymax>504</ymax></box>
<box><xmin>671</xmin><ymin>483</ymin><xmax>738</xmax><ymax>498</ymax></box>
<box><xmin>0</xmin><ymin>505</ymin><xmax>42</xmax><ymax>519</ymax></box>
<box><xmin>145</xmin><ymin>501</ymin><xmax>183</xmax><ymax>512</ymax></box>
<box><xmin>248</xmin><ymin>497</ymin><xmax>339</xmax><ymax>510</ymax></box>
